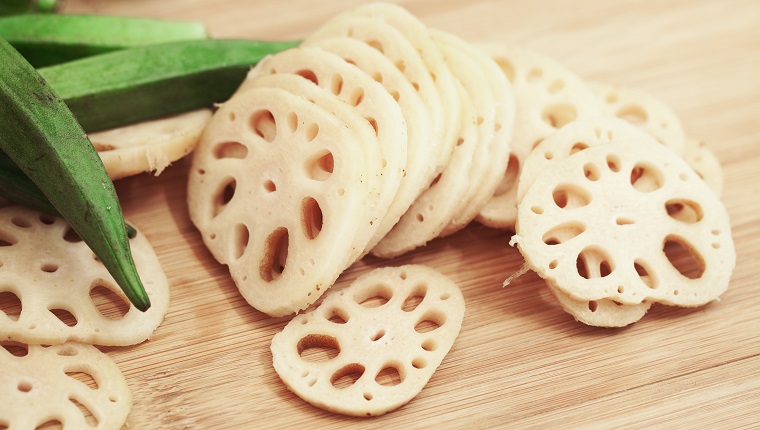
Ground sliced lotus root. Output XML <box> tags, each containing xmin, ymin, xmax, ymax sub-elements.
<box><xmin>270</xmin><ymin>265</ymin><xmax>465</xmax><ymax>417</ymax></box>
<box><xmin>684</xmin><ymin>137</ymin><xmax>724</xmax><ymax>198</ymax></box>
<box><xmin>306</xmin><ymin>12</ymin><xmax>459</xmax><ymax>175</ymax></box>
<box><xmin>303</xmin><ymin>37</ymin><xmax>436</xmax><ymax>255</ymax></box>
<box><xmin>513</xmin><ymin>140</ymin><xmax>735</xmax><ymax>307</ymax></box>
<box><xmin>547</xmin><ymin>281</ymin><xmax>651</xmax><ymax>328</ymax></box>
<box><xmin>0</xmin><ymin>206</ymin><xmax>169</xmax><ymax>346</ymax></box>
<box><xmin>590</xmin><ymin>81</ymin><xmax>686</xmax><ymax>156</ymax></box>
<box><xmin>92</xmin><ymin>109</ymin><xmax>212</xmax><ymax>180</ymax></box>
<box><xmin>371</xmin><ymin>82</ymin><xmax>477</xmax><ymax>258</ymax></box>
<box><xmin>240</xmin><ymin>73</ymin><xmax>390</xmax><ymax>266</ymax></box>
<box><xmin>476</xmin><ymin>44</ymin><xmax>601</xmax><ymax>230</ymax></box>
<box><xmin>517</xmin><ymin>117</ymin><xmax>660</xmax><ymax>203</ymax></box>
<box><xmin>238</xmin><ymin>47</ymin><xmax>407</xmax><ymax>258</ymax></box>
<box><xmin>0</xmin><ymin>341</ymin><xmax>132</xmax><ymax>429</ymax></box>
<box><xmin>431</xmin><ymin>30</ymin><xmax>515</xmax><ymax>237</ymax></box>
<box><xmin>187</xmin><ymin>87</ymin><xmax>375</xmax><ymax>317</ymax></box>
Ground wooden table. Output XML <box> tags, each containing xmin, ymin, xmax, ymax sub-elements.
<box><xmin>59</xmin><ymin>0</ymin><xmax>760</xmax><ymax>428</ymax></box>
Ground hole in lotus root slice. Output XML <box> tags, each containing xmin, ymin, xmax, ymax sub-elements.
<box><xmin>415</xmin><ymin>310</ymin><xmax>445</xmax><ymax>333</ymax></box>
<box><xmin>665</xmin><ymin>199</ymin><xmax>704</xmax><ymax>224</ymax></box>
<box><xmin>570</xmin><ymin>142</ymin><xmax>589</xmax><ymax>154</ymax></box>
<box><xmin>301</xmin><ymin>197</ymin><xmax>323</xmax><ymax>240</ymax></box>
<box><xmin>348</xmin><ymin>87</ymin><xmax>365</xmax><ymax>107</ymax></box>
<box><xmin>552</xmin><ymin>184</ymin><xmax>592</xmax><ymax>209</ymax></box>
<box><xmin>354</xmin><ymin>283</ymin><xmax>393</xmax><ymax>308</ymax></box>
<box><xmin>606</xmin><ymin>154</ymin><xmax>623</xmax><ymax>172</ymax></box>
<box><xmin>50</xmin><ymin>308</ymin><xmax>78</xmax><ymax>327</ymax></box>
<box><xmin>213</xmin><ymin>141</ymin><xmax>248</xmax><ymax>160</ymax></box>
<box><xmin>69</xmin><ymin>396</ymin><xmax>98</xmax><ymax>427</ymax></box>
<box><xmin>298</xmin><ymin>334</ymin><xmax>340</xmax><ymax>362</ymax></box>
<box><xmin>542</xmin><ymin>221</ymin><xmax>586</xmax><ymax>246</ymax></box>
<box><xmin>38</xmin><ymin>213</ymin><xmax>57</xmax><ymax>225</ymax></box>
<box><xmin>493</xmin><ymin>153</ymin><xmax>519</xmax><ymax>197</ymax></box>
<box><xmin>211</xmin><ymin>177</ymin><xmax>237</xmax><ymax>218</ymax></box>
<box><xmin>331</xmin><ymin>363</ymin><xmax>365</xmax><ymax>389</ymax></box>
<box><xmin>260</xmin><ymin>228</ymin><xmax>289</xmax><ymax>282</ymax></box>
<box><xmin>663</xmin><ymin>236</ymin><xmax>705</xmax><ymax>279</ymax></box>
<box><xmin>231</xmin><ymin>223</ymin><xmax>250</xmax><ymax>260</ymax></box>
<box><xmin>542</xmin><ymin>103</ymin><xmax>578</xmax><ymax>128</ymax></box>
<box><xmin>295</xmin><ymin>69</ymin><xmax>319</xmax><ymax>85</ymax></box>
<box><xmin>65</xmin><ymin>369</ymin><xmax>99</xmax><ymax>390</ymax></box>
<box><xmin>89</xmin><ymin>282</ymin><xmax>130</xmax><ymax>320</ymax></box>
<box><xmin>616</xmin><ymin>104</ymin><xmax>648</xmax><ymax>125</ymax></box>
<box><xmin>583</xmin><ymin>162</ymin><xmax>601</xmax><ymax>181</ymax></box>
<box><xmin>1</xmin><ymin>341</ymin><xmax>28</xmax><ymax>357</ymax></box>
<box><xmin>10</xmin><ymin>216</ymin><xmax>32</xmax><ymax>228</ymax></box>
<box><xmin>634</xmin><ymin>259</ymin><xmax>657</xmax><ymax>289</ymax></box>
<box><xmin>402</xmin><ymin>283</ymin><xmax>427</xmax><ymax>312</ymax></box>
<box><xmin>1</xmin><ymin>291</ymin><xmax>22</xmax><ymax>321</ymax></box>
<box><xmin>304</xmin><ymin>149</ymin><xmax>335</xmax><ymax>181</ymax></box>
<box><xmin>375</xmin><ymin>362</ymin><xmax>404</xmax><ymax>386</ymax></box>
<box><xmin>576</xmin><ymin>246</ymin><xmax>615</xmax><ymax>279</ymax></box>
<box><xmin>62</xmin><ymin>227</ymin><xmax>82</xmax><ymax>243</ymax></box>
<box><xmin>323</xmin><ymin>306</ymin><xmax>349</xmax><ymax>324</ymax></box>
<box><xmin>630</xmin><ymin>162</ymin><xmax>664</xmax><ymax>192</ymax></box>
<box><xmin>250</xmin><ymin>109</ymin><xmax>277</xmax><ymax>142</ymax></box>
<box><xmin>330</xmin><ymin>74</ymin><xmax>344</xmax><ymax>95</ymax></box>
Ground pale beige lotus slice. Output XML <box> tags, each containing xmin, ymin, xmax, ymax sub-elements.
<box><xmin>431</xmin><ymin>30</ymin><xmax>515</xmax><ymax>237</ymax></box>
<box><xmin>0</xmin><ymin>206</ymin><xmax>169</xmax><ymax>346</ymax></box>
<box><xmin>684</xmin><ymin>137</ymin><xmax>724</xmax><ymax>198</ymax></box>
<box><xmin>238</xmin><ymin>47</ymin><xmax>407</xmax><ymax>264</ymax></box>
<box><xmin>512</xmin><ymin>140</ymin><xmax>735</xmax><ymax>307</ymax></box>
<box><xmin>304</xmin><ymin>37</ymin><xmax>435</xmax><ymax>256</ymax></box>
<box><xmin>371</xmin><ymin>83</ymin><xmax>477</xmax><ymax>258</ymax></box>
<box><xmin>476</xmin><ymin>45</ymin><xmax>601</xmax><ymax>230</ymax></box>
<box><xmin>187</xmin><ymin>87</ymin><xmax>374</xmax><ymax>317</ymax></box>
<box><xmin>240</xmin><ymin>73</ymin><xmax>390</xmax><ymax>267</ymax></box>
<box><xmin>271</xmin><ymin>265</ymin><xmax>465</xmax><ymax>417</ymax></box>
<box><xmin>0</xmin><ymin>342</ymin><xmax>132</xmax><ymax>429</ymax></box>
<box><xmin>547</xmin><ymin>280</ymin><xmax>652</xmax><ymax>328</ymax></box>
<box><xmin>589</xmin><ymin>81</ymin><xmax>686</xmax><ymax>156</ymax></box>
<box><xmin>91</xmin><ymin>109</ymin><xmax>212</xmax><ymax>180</ymax></box>
<box><xmin>306</xmin><ymin>13</ymin><xmax>459</xmax><ymax>176</ymax></box>
<box><xmin>517</xmin><ymin>117</ymin><xmax>660</xmax><ymax>203</ymax></box>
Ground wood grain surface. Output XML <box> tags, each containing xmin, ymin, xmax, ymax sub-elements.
<box><xmin>55</xmin><ymin>0</ymin><xmax>760</xmax><ymax>428</ymax></box>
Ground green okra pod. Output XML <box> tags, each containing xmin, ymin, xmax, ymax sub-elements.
<box><xmin>0</xmin><ymin>37</ymin><xmax>148</xmax><ymax>310</ymax></box>
<box><xmin>39</xmin><ymin>38</ymin><xmax>299</xmax><ymax>131</ymax></box>
<box><xmin>0</xmin><ymin>14</ymin><xmax>208</xmax><ymax>67</ymax></box>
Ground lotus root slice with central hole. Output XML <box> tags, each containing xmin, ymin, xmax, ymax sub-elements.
<box><xmin>270</xmin><ymin>265</ymin><xmax>465</xmax><ymax>417</ymax></box>
<box><xmin>513</xmin><ymin>140</ymin><xmax>735</xmax><ymax>307</ymax></box>
<box><xmin>187</xmin><ymin>87</ymin><xmax>374</xmax><ymax>317</ymax></box>
<box><xmin>0</xmin><ymin>206</ymin><xmax>169</xmax><ymax>346</ymax></box>
<box><xmin>0</xmin><ymin>341</ymin><xmax>132</xmax><ymax>429</ymax></box>
<box><xmin>476</xmin><ymin>44</ymin><xmax>601</xmax><ymax>230</ymax></box>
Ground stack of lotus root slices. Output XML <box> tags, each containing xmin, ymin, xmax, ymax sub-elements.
<box><xmin>188</xmin><ymin>2</ymin><xmax>734</xmax><ymax>327</ymax></box>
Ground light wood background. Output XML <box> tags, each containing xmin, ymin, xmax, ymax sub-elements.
<box><xmin>59</xmin><ymin>0</ymin><xmax>760</xmax><ymax>428</ymax></box>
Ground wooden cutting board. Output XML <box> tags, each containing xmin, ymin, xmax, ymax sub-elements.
<box><xmin>54</xmin><ymin>0</ymin><xmax>760</xmax><ymax>428</ymax></box>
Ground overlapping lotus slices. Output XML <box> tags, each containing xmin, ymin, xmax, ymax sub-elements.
<box><xmin>371</xmin><ymin>29</ymin><xmax>513</xmax><ymax>257</ymax></box>
<box><xmin>237</xmin><ymin>46</ymin><xmax>407</xmax><ymax>263</ymax></box>
<box><xmin>305</xmin><ymin>3</ymin><xmax>461</xmax><ymax>176</ymax></box>
<box><xmin>271</xmin><ymin>265</ymin><xmax>465</xmax><ymax>417</ymax></box>
<box><xmin>0</xmin><ymin>342</ymin><xmax>132</xmax><ymax>429</ymax></box>
<box><xmin>477</xmin><ymin>45</ymin><xmax>601</xmax><ymax>230</ymax></box>
<box><xmin>513</xmin><ymin>139</ymin><xmax>735</xmax><ymax>318</ymax></box>
<box><xmin>187</xmin><ymin>87</ymin><xmax>380</xmax><ymax>317</ymax></box>
<box><xmin>301</xmin><ymin>36</ymin><xmax>436</xmax><ymax>255</ymax></box>
<box><xmin>92</xmin><ymin>109</ymin><xmax>212</xmax><ymax>180</ymax></box>
<box><xmin>683</xmin><ymin>137</ymin><xmax>724</xmax><ymax>198</ymax></box>
<box><xmin>0</xmin><ymin>206</ymin><xmax>169</xmax><ymax>346</ymax></box>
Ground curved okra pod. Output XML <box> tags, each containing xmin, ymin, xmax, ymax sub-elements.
<box><xmin>0</xmin><ymin>37</ymin><xmax>149</xmax><ymax>310</ymax></box>
<box><xmin>39</xmin><ymin>38</ymin><xmax>299</xmax><ymax>131</ymax></box>
<box><xmin>0</xmin><ymin>14</ymin><xmax>208</xmax><ymax>67</ymax></box>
